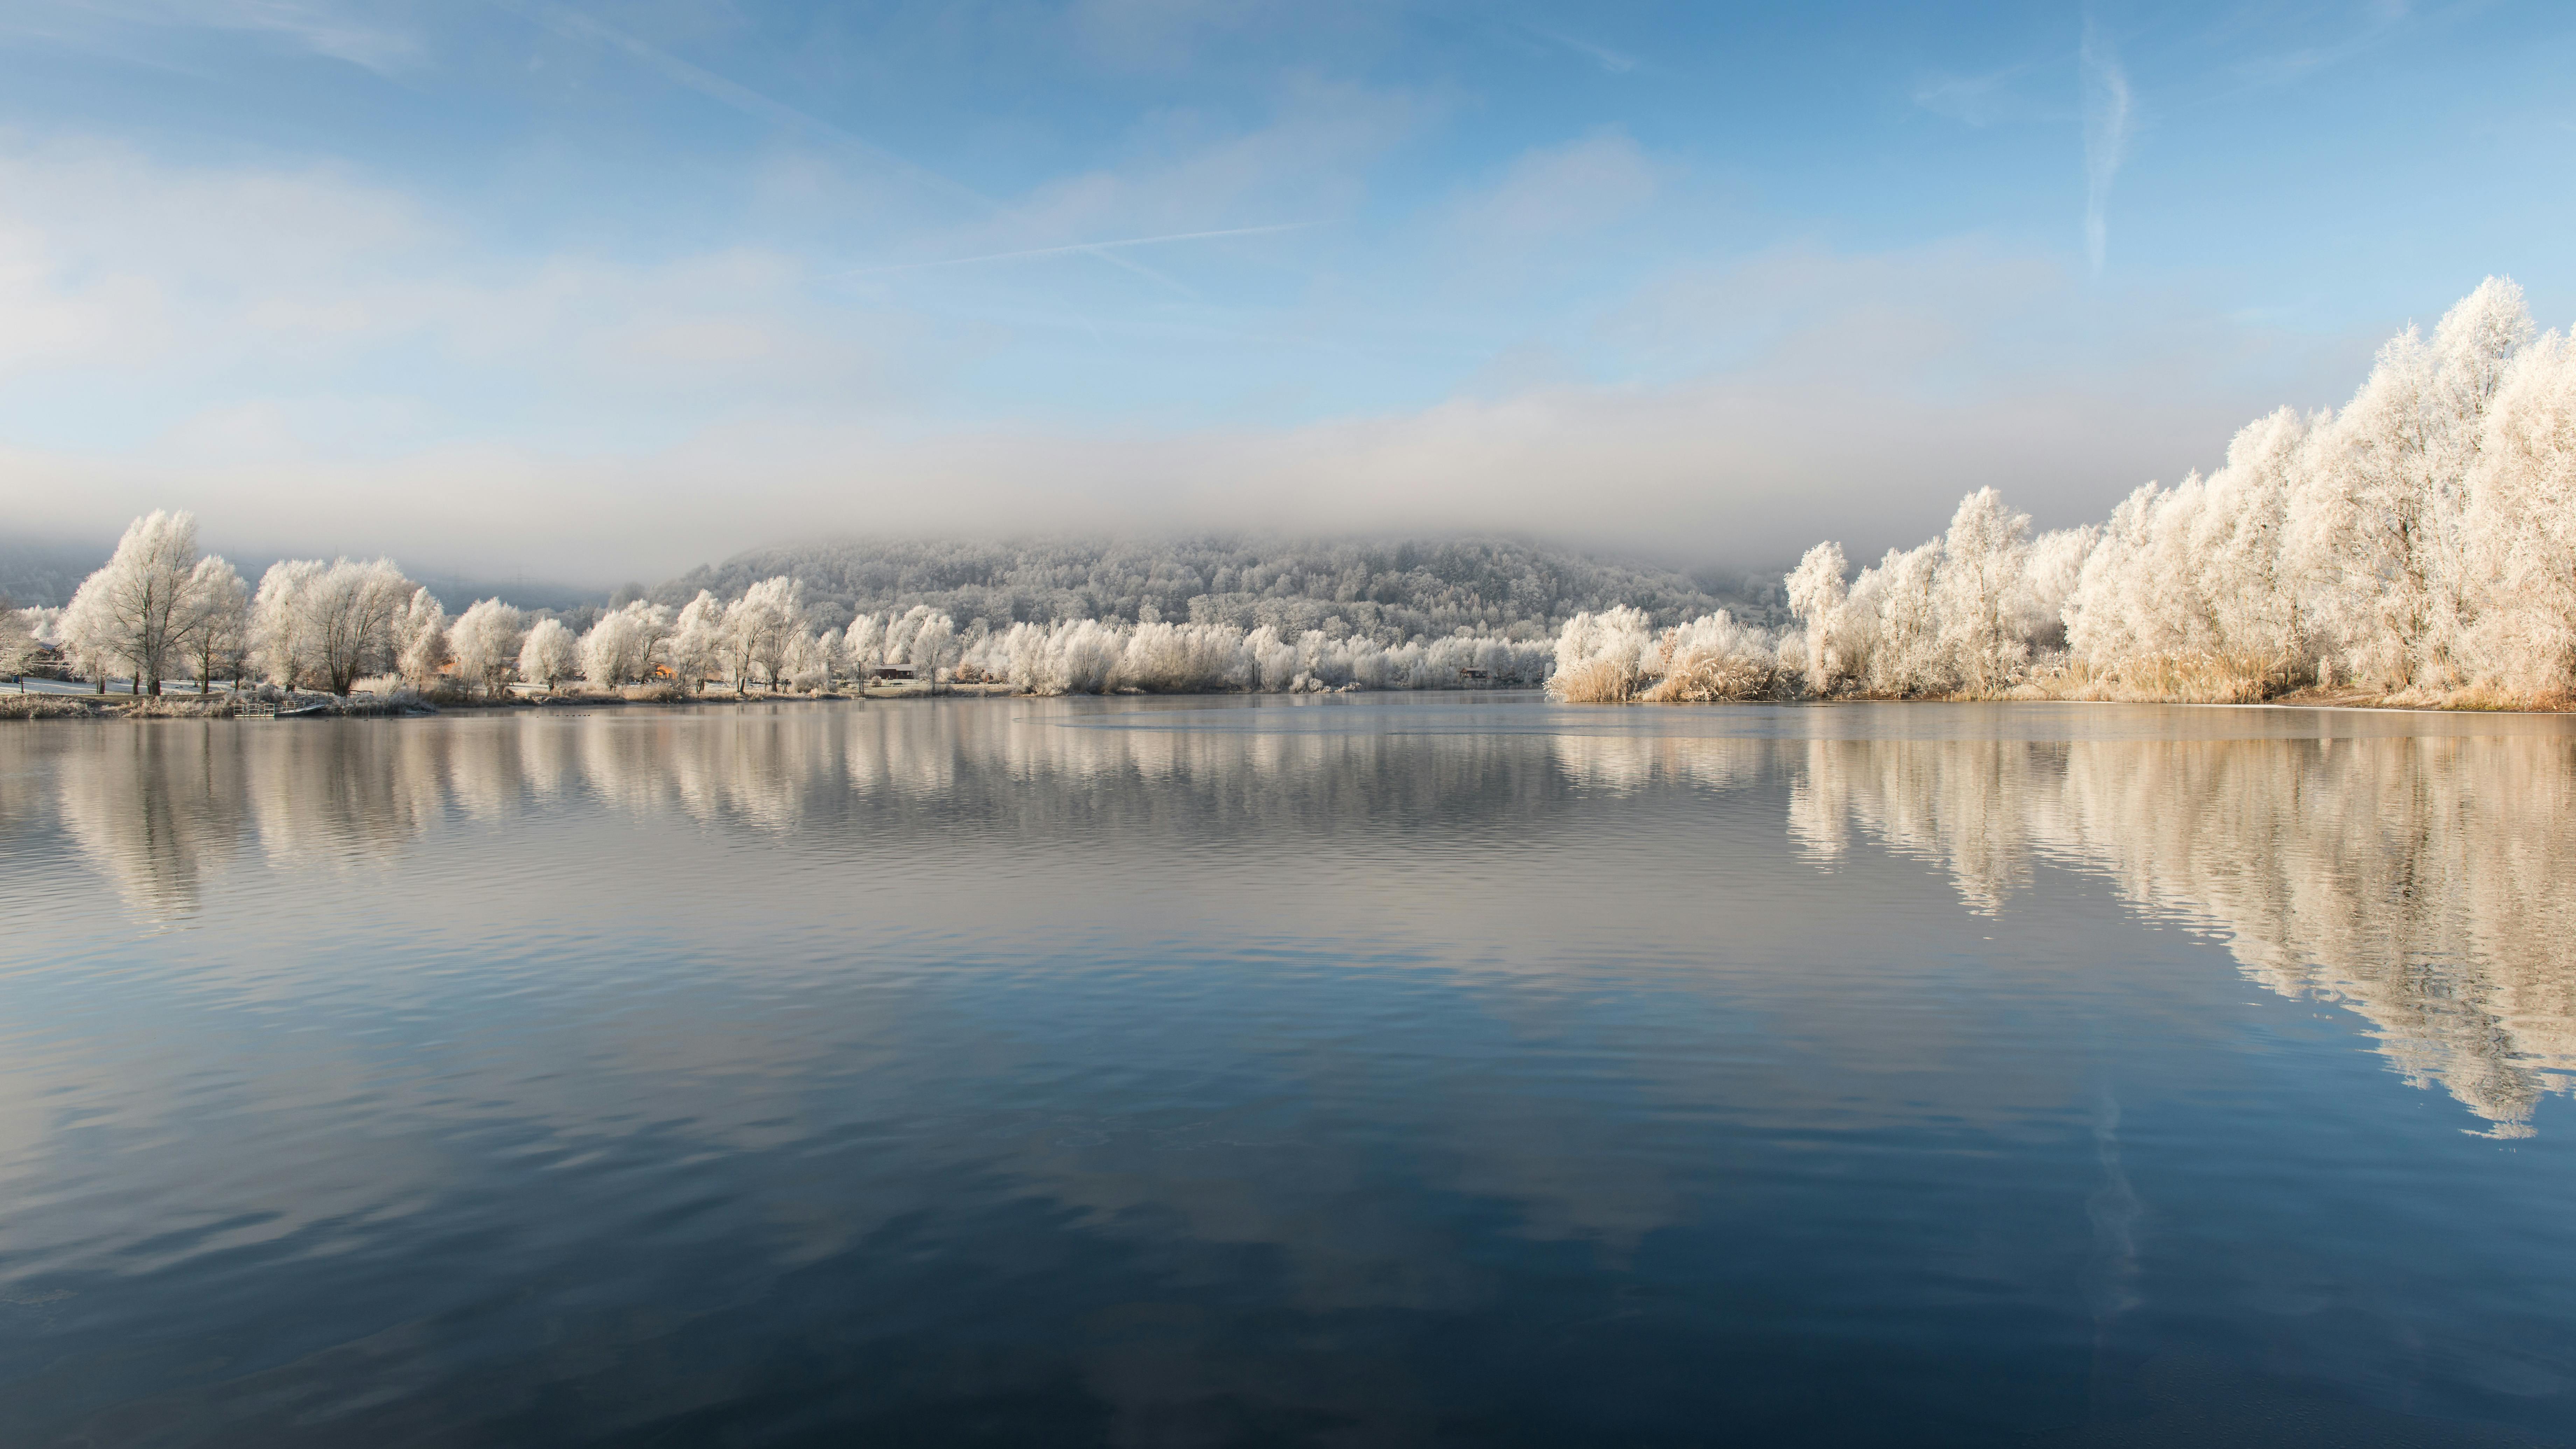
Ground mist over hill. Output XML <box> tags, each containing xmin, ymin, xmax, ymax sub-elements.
<box><xmin>0</xmin><ymin>541</ymin><xmax>102</xmax><ymax>608</ymax></box>
<box><xmin>651</xmin><ymin>537</ymin><xmax>1783</xmax><ymax>644</ymax></box>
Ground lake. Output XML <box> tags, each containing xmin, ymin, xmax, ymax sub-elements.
<box><xmin>2</xmin><ymin>696</ymin><xmax>2571</xmax><ymax>1447</ymax></box>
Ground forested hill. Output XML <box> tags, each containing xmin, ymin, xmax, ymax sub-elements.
<box><xmin>652</xmin><ymin>537</ymin><xmax>1775</xmax><ymax>642</ymax></box>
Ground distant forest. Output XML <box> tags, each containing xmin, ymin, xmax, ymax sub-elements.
<box><xmin>649</xmin><ymin>537</ymin><xmax>1776</xmax><ymax>644</ymax></box>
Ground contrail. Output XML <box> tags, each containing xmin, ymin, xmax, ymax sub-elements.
<box><xmin>505</xmin><ymin>1</ymin><xmax>1206</xmax><ymax>295</ymax></box>
<box><xmin>2079</xmin><ymin>13</ymin><xmax>2133</xmax><ymax>276</ymax></box>
<box><xmin>505</xmin><ymin>0</ymin><xmax>989</xmax><ymax>214</ymax></box>
<box><xmin>835</xmin><ymin>223</ymin><xmax>1323</xmax><ymax>279</ymax></box>
<box><xmin>1522</xmin><ymin>23</ymin><xmax>1639</xmax><ymax>75</ymax></box>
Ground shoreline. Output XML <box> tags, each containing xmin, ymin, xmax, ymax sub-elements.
<box><xmin>0</xmin><ymin>675</ymin><xmax>1031</xmax><ymax>717</ymax></box>
<box><xmin>7</xmin><ymin>685</ymin><xmax>2571</xmax><ymax>720</ymax></box>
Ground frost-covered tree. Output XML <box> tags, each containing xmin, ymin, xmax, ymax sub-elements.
<box><xmin>2195</xmin><ymin>411</ymin><xmax>2306</xmax><ymax>671</ymax></box>
<box><xmin>939</xmin><ymin>615</ymin><xmax>1546</xmax><ymax>696</ymax></box>
<box><xmin>783</xmin><ymin>628</ymin><xmax>842</xmax><ymax>691</ymax></box>
<box><xmin>2292</xmin><ymin>279</ymin><xmax>2533</xmax><ymax>687</ymax></box>
<box><xmin>904</xmin><ymin>610</ymin><xmax>957</xmax><ymax>679</ymax></box>
<box><xmin>1117</xmin><ymin>620</ymin><xmax>1242</xmax><ymax>691</ymax></box>
<box><xmin>247</xmin><ymin>557</ymin><xmax>414</xmax><ymax>694</ymax></box>
<box><xmin>1759</xmin><ymin>278</ymin><xmax>2571</xmax><ymax>704</ymax></box>
<box><xmin>726</xmin><ymin>576</ymin><xmax>808</xmax><ymax>690</ymax></box>
<box><xmin>881</xmin><ymin>606</ymin><xmax>936</xmax><ymax>674</ymax></box>
<box><xmin>2464</xmin><ymin>330</ymin><xmax>2576</xmax><ymax>690</ymax></box>
<box><xmin>580</xmin><ymin>601</ymin><xmax>673</xmax><ymax>690</ymax></box>
<box><xmin>0</xmin><ymin>598</ymin><xmax>35</xmax><ymax>677</ymax></box>
<box><xmin>668</xmin><ymin>592</ymin><xmax>726</xmax><ymax>692</ymax></box>
<box><xmin>843</xmin><ymin>613</ymin><xmax>885</xmax><ymax>673</ymax></box>
<box><xmin>306</xmin><ymin>560</ymin><xmax>415</xmax><ymax>695</ymax></box>
<box><xmin>1932</xmin><ymin>488</ymin><xmax>2033</xmax><ymax>693</ymax></box>
<box><xmin>2016</xmin><ymin>526</ymin><xmax>2096</xmax><ymax>652</ymax></box>
<box><xmin>518</xmin><ymin>617</ymin><xmax>580</xmax><ymax>691</ymax></box>
<box><xmin>447</xmin><ymin>598</ymin><xmax>526</xmax><ymax>699</ymax></box>
<box><xmin>1777</xmin><ymin>497</ymin><xmax>2076</xmax><ymax>699</ymax></box>
<box><xmin>250</xmin><ymin>560</ymin><xmax>324</xmax><ymax>690</ymax></box>
<box><xmin>1862</xmin><ymin>542</ymin><xmax>1946</xmax><ymax>694</ymax></box>
<box><xmin>1784</xmin><ymin>542</ymin><xmax>1852</xmax><ymax>689</ymax></box>
<box><xmin>61</xmin><ymin>511</ymin><xmax>206</xmax><ymax>694</ymax></box>
<box><xmin>171</xmin><ymin>556</ymin><xmax>249</xmax><ymax>694</ymax></box>
<box><xmin>395</xmin><ymin>588</ymin><xmax>449</xmax><ymax>692</ymax></box>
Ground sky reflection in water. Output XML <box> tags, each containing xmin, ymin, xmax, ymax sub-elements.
<box><xmin>0</xmin><ymin>696</ymin><xmax>2570</xmax><ymax>1446</ymax></box>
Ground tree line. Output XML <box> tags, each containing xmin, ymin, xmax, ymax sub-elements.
<box><xmin>1553</xmin><ymin>277</ymin><xmax>2576</xmax><ymax>706</ymax></box>
<box><xmin>26</xmin><ymin>527</ymin><xmax>1555</xmax><ymax>699</ymax></box>
<box><xmin>25</xmin><ymin>277</ymin><xmax>2571</xmax><ymax>708</ymax></box>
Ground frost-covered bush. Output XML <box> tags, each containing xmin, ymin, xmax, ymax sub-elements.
<box><xmin>1547</xmin><ymin>608</ymin><xmax>1658</xmax><ymax>702</ymax></box>
<box><xmin>1545</xmin><ymin>607</ymin><xmax>1790</xmax><ymax>703</ymax></box>
<box><xmin>1639</xmin><ymin>612</ymin><xmax>1789</xmax><ymax>701</ymax></box>
<box><xmin>0</xmin><ymin>694</ymin><xmax>99</xmax><ymax>719</ymax></box>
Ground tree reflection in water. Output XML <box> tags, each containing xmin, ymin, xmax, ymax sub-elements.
<box><xmin>33</xmin><ymin>702</ymin><xmax>2576</xmax><ymax>1134</ymax></box>
<box><xmin>1786</xmin><ymin>733</ymin><xmax>2576</xmax><ymax>1135</ymax></box>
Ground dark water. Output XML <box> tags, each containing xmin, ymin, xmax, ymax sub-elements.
<box><xmin>2</xmin><ymin>696</ymin><xmax>2572</xmax><ymax>1447</ymax></box>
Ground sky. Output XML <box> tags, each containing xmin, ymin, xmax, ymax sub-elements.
<box><xmin>1</xmin><ymin>0</ymin><xmax>2571</xmax><ymax>584</ymax></box>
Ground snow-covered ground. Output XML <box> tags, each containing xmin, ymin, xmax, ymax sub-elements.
<box><xmin>7</xmin><ymin>677</ymin><xmax>245</xmax><ymax>697</ymax></box>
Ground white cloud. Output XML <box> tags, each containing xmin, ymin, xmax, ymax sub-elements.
<box><xmin>1449</xmin><ymin>131</ymin><xmax>1662</xmax><ymax>244</ymax></box>
<box><xmin>1006</xmin><ymin>76</ymin><xmax>1422</xmax><ymax>244</ymax></box>
<box><xmin>0</xmin><ymin>140</ymin><xmax>909</xmax><ymax>414</ymax></box>
<box><xmin>0</xmin><ymin>217</ymin><xmax>166</xmax><ymax>369</ymax></box>
<box><xmin>0</xmin><ymin>140</ymin><xmax>434</xmax><ymax>372</ymax></box>
<box><xmin>0</xmin><ymin>137</ymin><xmax>2365</xmax><ymax>592</ymax></box>
<box><xmin>2</xmin><ymin>238</ymin><xmax>2360</xmax><ymax>586</ymax></box>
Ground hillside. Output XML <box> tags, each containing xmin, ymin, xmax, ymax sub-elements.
<box><xmin>654</xmin><ymin>536</ymin><xmax>1775</xmax><ymax>644</ymax></box>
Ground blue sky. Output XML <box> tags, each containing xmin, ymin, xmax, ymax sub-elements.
<box><xmin>2</xmin><ymin>1</ymin><xmax>2570</xmax><ymax>581</ymax></box>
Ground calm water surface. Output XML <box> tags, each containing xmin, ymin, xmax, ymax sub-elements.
<box><xmin>2</xmin><ymin>695</ymin><xmax>2572</xmax><ymax>1446</ymax></box>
